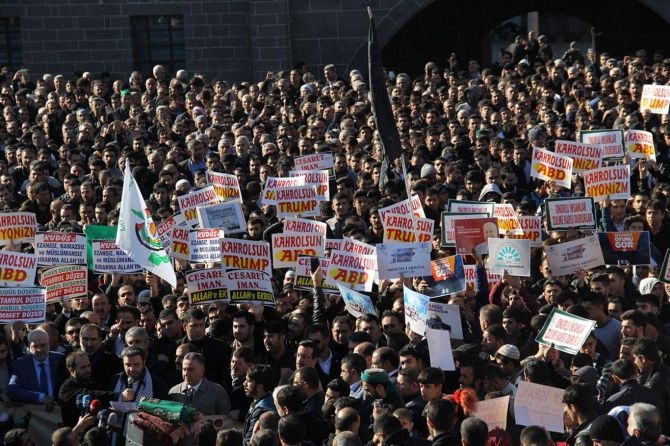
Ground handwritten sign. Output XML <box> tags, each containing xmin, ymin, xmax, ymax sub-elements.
<box><xmin>554</xmin><ymin>140</ymin><xmax>601</xmax><ymax>173</ymax></box>
<box><xmin>545</xmin><ymin>198</ymin><xmax>596</xmax><ymax>231</ymax></box>
<box><xmin>640</xmin><ymin>84</ymin><xmax>670</xmax><ymax>114</ymax></box>
<box><xmin>530</xmin><ymin>147</ymin><xmax>573</xmax><ymax>188</ymax></box>
<box><xmin>583</xmin><ymin>165</ymin><xmax>630</xmax><ymax>201</ymax></box>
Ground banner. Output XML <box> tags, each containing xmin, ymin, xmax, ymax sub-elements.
<box><xmin>640</xmin><ymin>84</ymin><xmax>670</xmax><ymax>114</ymax></box>
<box><xmin>206</xmin><ymin>170</ymin><xmax>242</xmax><ymax>202</ymax></box>
<box><xmin>272</xmin><ymin>233</ymin><xmax>325</xmax><ymax>269</ymax></box>
<box><xmin>177</xmin><ymin>186</ymin><xmax>220</xmax><ymax>226</ymax></box>
<box><xmin>294</xmin><ymin>256</ymin><xmax>339</xmax><ymax>294</ymax></box>
<box><xmin>186</xmin><ymin>268</ymin><xmax>227</xmax><ymax>305</ymax></box>
<box><xmin>581</xmin><ymin>129</ymin><xmax>625</xmax><ymax>160</ymax></box>
<box><xmin>454</xmin><ymin>217</ymin><xmax>499</xmax><ymax>255</ymax></box>
<box><xmin>197</xmin><ymin>201</ymin><xmax>246</xmax><ymax>235</ymax></box>
<box><xmin>284</xmin><ymin>217</ymin><xmax>327</xmax><ymax>238</ymax></box>
<box><xmin>544</xmin><ymin>234</ymin><xmax>604</xmax><ymax>277</ymax></box>
<box><xmin>597</xmin><ymin>231</ymin><xmax>651</xmax><ymax>265</ymax></box>
<box><xmin>155</xmin><ymin>212</ymin><xmax>187</xmax><ymax>253</ymax></box>
<box><xmin>0</xmin><ymin>287</ymin><xmax>46</xmax><ymax>323</ymax></box>
<box><xmin>440</xmin><ymin>213</ymin><xmax>488</xmax><ymax>247</ymax></box>
<box><xmin>326</xmin><ymin>250</ymin><xmax>376</xmax><ymax>292</ymax></box>
<box><xmin>383</xmin><ymin>214</ymin><xmax>433</xmax><ymax>243</ymax></box>
<box><xmin>403</xmin><ymin>286</ymin><xmax>429</xmax><ymax>335</ymax></box>
<box><xmin>294</xmin><ymin>152</ymin><xmax>334</xmax><ymax>172</ymax></box>
<box><xmin>473</xmin><ymin>396</ymin><xmax>509</xmax><ymax>431</ymax></box>
<box><xmin>275</xmin><ymin>185</ymin><xmax>320</xmax><ymax>218</ymax></box>
<box><xmin>378</xmin><ymin>196</ymin><xmax>425</xmax><ymax>222</ymax></box>
<box><xmin>659</xmin><ymin>250</ymin><xmax>670</xmax><ymax>284</ymax></box>
<box><xmin>583</xmin><ymin>165</ymin><xmax>630</xmax><ymax>202</ymax></box>
<box><xmin>35</xmin><ymin>232</ymin><xmax>87</xmax><ymax>265</ymax></box>
<box><xmin>536</xmin><ymin>307</ymin><xmax>596</xmax><ymax>355</ymax></box>
<box><xmin>492</xmin><ymin>203</ymin><xmax>523</xmax><ymax>235</ymax></box>
<box><xmin>289</xmin><ymin>169</ymin><xmax>330</xmax><ymax>201</ymax></box>
<box><xmin>426</xmin><ymin>301</ymin><xmax>464</xmax><ymax>339</ymax></box>
<box><xmin>337</xmin><ymin>284</ymin><xmax>376</xmax><ymax>318</ymax></box>
<box><xmin>0</xmin><ymin>212</ymin><xmax>36</xmax><ymax>246</ymax></box>
<box><xmin>261</xmin><ymin>176</ymin><xmax>305</xmax><ymax>205</ymax></box>
<box><xmin>514</xmin><ymin>381</ymin><xmax>565</xmax><ymax>433</ymax></box>
<box><xmin>544</xmin><ymin>198</ymin><xmax>596</xmax><ymax>230</ymax></box>
<box><xmin>554</xmin><ymin>140</ymin><xmax>601</xmax><ymax>173</ymax></box>
<box><xmin>488</xmin><ymin>238</ymin><xmax>531</xmax><ymax>277</ymax></box>
<box><xmin>91</xmin><ymin>240</ymin><xmax>143</xmax><ymax>273</ymax></box>
<box><xmin>376</xmin><ymin>242</ymin><xmax>431</xmax><ymax>279</ymax></box>
<box><xmin>426</xmin><ymin>327</ymin><xmax>455</xmax><ymax>371</ymax></box>
<box><xmin>447</xmin><ymin>200</ymin><xmax>494</xmax><ymax>216</ymax></box>
<box><xmin>626</xmin><ymin>129</ymin><xmax>656</xmax><ymax>160</ymax></box>
<box><xmin>39</xmin><ymin>265</ymin><xmax>87</xmax><ymax>303</ymax></box>
<box><xmin>188</xmin><ymin>229</ymin><xmax>224</xmax><ymax>263</ymax></box>
<box><xmin>225</xmin><ymin>269</ymin><xmax>274</xmax><ymax>305</ymax></box>
<box><xmin>220</xmin><ymin>239</ymin><xmax>272</xmax><ymax>276</ymax></box>
<box><xmin>427</xmin><ymin>255</ymin><xmax>466</xmax><ymax>297</ymax></box>
<box><xmin>510</xmin><ymin>216</ymin><xmax>542</xmax><ymax>248</ymax></box>
<box><xmin>530</xmin><ymin>147</ymin><xmax>573</xmax><ymax>188</ymax></box>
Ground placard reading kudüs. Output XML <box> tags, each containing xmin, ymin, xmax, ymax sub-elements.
<box><xmin>625</xmin><ymin>129</ymin><xmax>656</xmax><ymax>160</ymax></box>
<box><xmin>530</xmin><ymin>147</ymin><xmax>573</xmax><ymax>188</ymax></box>
<box><xmin>91</xmin><ymin>240</ymin><xmax>143</xmax><ymax>273</ymax></box>
<box><xmin>544</xmin><ymin>234</ymin><xmax>604</xmax><ymax>277</ymax></box>
<box><xmin>188</xmin><ymin>229</ymin><xmax>224</xmax><ymax>263</ymax></box>
<box><xmin>554</xmin><ymin>140</ymin><xmax>601</xmax><ymax>173</ymax></box>
<box><xmin>337</xmin><ymin>284</ymin><xmax>376</xmax><ymax>318</ymax></box>
<box><xmin>0</xmin><ymin>212</ymin><xmax>36</xmax><ymax>246</ymax></box>
<box><xmin>289</xmin><ymin>169</ymin><xmax>330</xmax><ymax>201</ymax></box>
<box><xmin>326</xmin><ymin>250</ymin><xmax>376</xmax><ymax>292</ymax></box>
<box><xmin>272</xmin><ymin>233</ymin><xmax>325</xmax><ymax>269</ymax></box>
<box><xmin>262</xmin><ymin>176</ymin><xmax>305</xmax><ymax>205</ymax></box>
<box><xmin>39</xmin><ymin>265</ymin><xmax>87</xmax><ymax>302</ymax></box>
<box><xmin>514</xmin><ymin>381</ymin><xmax>565</xmax><ymax>433</ymax></box>
<box><xmin>275</xmin><ymin>185</ymin><xmax>320</xmax><ymax>218</ymax></box>
<box><xmin>581</xmin><ymin>129</ymin><xmax>625</xmax><ymax>159</ymax></box>
<box><xmin>440</xmin><ymin>213</ymin><xmax>488</xmax><ymax>247</ymax></box>
<box><xmin>178</xmin><ymin>186</ymin><xmax>220</xmax><ymax>226</ymax></box>
<box><xmin>206</xmin><ymin>170</ymin><xmax>243</xmax><ymax>202</ymax></box>
<box><xmin>225</xmin><ymin>269</ymin><xmax>274</xmax><ymax>305</ymax></box>
<box><xmin>488</xmin><ymin>238</ymin><xmax>531</xmax><ymax>277</ymax></box>
<box><xmin>493</xmin><ymin>204</ymin><xmax>523</xmax><ymax>235</ymax></box>
<box><xmin>0</xmin><ymin>251</ymin><xmax>37</xmax><ymax>286</ymax></box>
<box><xmin>536</xmin><ymin>307</ymin><xmax>596</xmax><ymax>355</ymax></box>
<box><xmin>545</xmin><ymin>198</ymin><xmax>596</xmax><ymax>230</ymax></box>
<box><xmin>597</xmin><ymin>231</ymin><xmax>651</xmax><ymax>265</ymax></box>
<box><xmin>376</xmin><ymin>242</ymin><xmax>432</xmax><ymax>280</ymax></box>
<box><xmin>155</xmin><ymin>212</ymin><xmax>187</xmax><ymax>253</ymax></box>
<box><xmin>583</xmin><ymin>165</ymin><xmax>630</xmax><ymax>201</ymax></box>
<box><xmin>403</xmin><ymin>286</ymin><xmax>429</xmax><ymax>335</ymax></box>
<box><xmin>220</xmin><ymin>239</ymin><xmax>272</xmax><ymax>276</ymax></box>
<box><xmin>640</xmin><ymin>84</ymin><xmax>670</xmax><ymax>114</ymax></box>
<box><xmin>186</xmin><ymin>269</ymin><xmax>227</xmax><ymax>305</ymax></box>
<box><xmin>427</xmin><ymin>255</ymin><xmax>466</xmax><ymax>296</ymax></box>
<box><xmin>197</xmin><ymin>201</ymin><xmax>246</xmax><ymax>235</ymax></box>
<box><xmin>383</xmin><ymin>214</ymin><xmax>433</xmax><ymax>243</ymax></box>
<box><xmin>510</xmin><ymin>216</ymin><xmax>542</xmax><ymax>248</ymax></box>
<box><xmin>0</xmin><ymin>287</ymin><xmax>46</xmax><ymax>323</ymax></box>
<box><xmin>35</xmin><ymin>232</ymin><xmax>87</xmax><ymax>265</ymax></box>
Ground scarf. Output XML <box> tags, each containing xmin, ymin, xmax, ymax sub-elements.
<box><xmin>114</xmin><ymin>368</ymin><xmax>154</xmax><ymax>401</ymax></box>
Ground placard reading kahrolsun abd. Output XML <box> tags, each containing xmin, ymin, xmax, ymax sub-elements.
<box><xmin>155</xmin><ymin>212</ymin><xmax>187</xmax><ymax>253</ymax></box>
<box><xmin>275</xmin><ymin>185</ymin><xmax>320</xmax><ymax>218</ymax></box>
<box><xmin>473</xmin><ymin>396</ymin><xmax>509</xmax><ymax>431</ymax></box>
<box><xmin>197</xmin><ymin>201</ymin><xmax>246</xmax><ymax>235</ymax></box>
<box><xmin>447</xmin><ymin>200</ymin><xmax>494</xmax><ymax>216</ymax></box>
<box><xmin>659</xmin><ymin>250</ymin><xmax>670</xmax><ymax>285</ymax></box>
<box><xmin>493</xmin><ymin>203</ymin><xmax>523</xmax><ymax>235</ymax></box>
<box><xmin>426</xmin><ymin>301</ymin><xmax>464</xmax><ymax>339</ymax></box>
<box><xmin>383</xmin><ymin>214</ymin><xmax>433</xmax><ymax>243</ymax></box>
<box><xmin>35</xmin><ymin>232</ymin><xmax>87</xmax><ymax>265</ymax></box>
<box><xmin>376</xmin><ymin>242</ymin><xmax>432</xmax><ymax>280</ymax></box>
<box><xmin>220</xmin><ymin>239</ymin><xmax>272</xmax><ymax>276</ymax></box>
<box><xmin>294</xmin><ymin>256</ymin><xmax>339</xmax><ymax>294</ymax></box>
<box><xmin>272</xmin><ymin>233</ymin><xmax>325</xmax><ymax>269</ymax></box>
<box><xmin>536</xmin><ymin>307</ymin><xmax>596</xmax><ymax>355</ymax></box>
<box><xmin>0</xmin><ymin>212</ymin><xmax>36</xmax><ymax>246</ymax></box>
<box><xmin>289</xmin><ymin>169</ymin><xmax>330</xmax><ymax>201</ymax></box>
<box><xmin>0</xmin><ymin>287</ymin><xmax>46</xmax><ymax>323</ymax></box>
<box><xmin>554</xmin><ymin>140</ymin><xmax>601</xmax><ymax>173</ymax></box>
<box><xmin>597</xmin><ymin>231</ymin><xmax>651</xmax><ymax>266</ymax></box>
<box><xmin>337</xmin><ymin>284</ymin><xmax>376</xmax><ymax>318</ymax></box>
<box><xmin>188</xmin><ymin>229</ymin><xmax>224</xmax><ymax>263</ymax></box>
<box><xmin>225</xmin><ymin>269</ymin><xmax>274</xmax><ymax>305</ymax></box>
<box><xmin>545</xmin><ymin>198</ymin><xmax>596</xmax><ymax>231</ymax></box>
<box><xmin>583</xmin><ymin>164</ymin><xmax>630</xmax><ymax>202</ymax></box>
<box><xmin>440</xmin><ymin>213</ymin><xmax>488</xmax><ymax>247</ymax></box>
<box><xmin>178</xmin><ymin>186</ymin><xmax>220</xmax><ymax>226</ymax></box>
<box><xmin>261</xmin><ymin>176</ymin><xmax>305</xmax><ymax>205</ymax></box>
<box><xmin>640</xmin><ymin>84</ymin><xmax>670</xmax><ymax>114</ymax></box>
<box><xmin>510</xmin><ymin>216</ymin><xmax>542</xmax><ymax>248</ymax></box>
<box><xmin>544</xmin><ymin>234</ymin><xmax>604</xmax><ymax>277</ymax></box>
<box><xmin>581</xmin><ymin>129</ymin><xmax>625</xmax><ymax>160</ymax></box>
<box><xmin>625</xmin><ymin>129</ymin><xmax>656</xmax><ymax>160</ymax></box>
<box><xmin>91</xmin><ymin>240</ymin><xmax>143</xmax><ymax>274</ymax></box>
<box><xmin>39</xmin><ymin>265</ymin><xmax>87</xmax><ymax>302</ymax></box>
<box><xmin>326</xmin><ymin>250</ymin><xmax>376</xmax><ymax>292</ymax></box>
<box><xmin>514</xmin><ymin>381</ymin><xmax>565</xmax><ymax>433</ymax></box>
<box><xmin>428</xmin><ymin>255</ymin><xmax>466</xmax><ymax>297</ymax></box>
<box><xmin>186</xmin><ymin>269</ymin><xmax>227</xmax><ymax>305</ymax></box>
<box><xmin>530</xmin><ymin>147</ymin><xmax>573</xmax><ymax>189</ymax></box>
<box><xmin>206</xmin><ymin>170</ymin><xmax>243</xmax><ymax>202</ymax></box>
<box><xmin>488</xmin><ymin>238</ymin><xmax>531</xmax><ymax>277</ymax></box>
<box><xmin>0</xmin><ymin>251</ymin><xmax>37</xmax><ymax>286</ymax></box>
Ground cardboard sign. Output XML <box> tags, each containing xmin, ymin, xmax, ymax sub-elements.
<box><xmin>177</xmin><ymin>186</ymin><xmax>220</xmax><ymax>226</ymax></box>
<box><xmin>581</xmin><ymin>129</ymin><xmax>625</xmax><ymax>160</ymax></box>
<box><xmin>220</xmin><ymin>239</ymin><xmax>272</xmax><ymax>276</ymax></box>
<box><xmin>454</xmin><ymin>217</ymin><xmax>499</xmax><ymax>255</ymax></box>
<box><xmin>272</xmin><ymin>233</ymin><xmax>325</xmax><ymax>269</ymax></box>
<box><xmin>536</xmin><ymin>307</ymin><xmax>596</xmax><ymax>355</ymax></box>
<box><xmin>554</xmin><ymin>140</ymin><xmax>601</xmax><ymax>173</ymax></box>
<box><xmin>0</xmin><ymin>212</ymin><xmax>36</xmax><ymax>246</ymax></box>
<box><xmin>510</xmin><ymin>216</ymin><xmax>542</xmax><ymax>248</ymax></box>
<box><xmin>383</xmin><ymin>214</ymin><xmax>434</xmax><ymax>243</ymax></box>
<box><xmin>583</xmin><ymin>164</ymin><xmax>630</xmax><ymax>201</ymax></box>
<box><xmin>625</xmin><ymin>129</ymin><xmax>656</xmax><ymax>160</ymax></box>
<box><xmin>91</xmin><ymin>240</ymin><xmax>143</xmax><ymax>273</ymax></box>
<box><xmin>206</xmin><ymin>170</ymin><xmax>243</xmax><ymax>202</ymax></box>
<box><xmin>514</xmin><ymin>381</ymin><xmax>565</xmax><ymax>433</ymax></box>
<box><xmin>293</xmin><ymin>256</ymin><xmax>339</xmax><ymax>294</ymax></box>
<box><xmin>284</xmin><ymin>217</ymin><xmax>327</xmax><ymax>238</ymax></box>
<box><xmin>326</xmin><ymin>250</ymin><xmax>376</xmax><ymax>292</ymax></box>
<box><xmin>378</xmin><ymin>196</ymin><xmax>426</xmax><ymax>222</ymax></box>
<box><xmin>440</xmin><ymin>213</ymin><xmax>488</xmax><ymax>247</ymax></box>
<box><xmin>261</xmin><ymin>176</ymin><xmax>305</xmax><ymax>205</ymax></box>
<box><xmin>493</xmin><ymin>204</ymin><xmax>523</xmax><ymax>235</ymax></box>
<box><xmin>39</xmin><ymin>265</ymin><xmax>87</xmax><ymax>303</ymax></box>
<box><xmin>544</xmin><ymin>234</ymin><xmax>604</xmax><ymax>277</ymax></box>
<box><xmin>275</xmin><ymin>185</ymin><xmax>320</xmax><ymax>218</ymax></box>
<box><xmin>447</xmin><ymin>200</ymin><xmax>494</xmax><ymax>216</ymax></box>
<box><xmin>188</xmin><ymin>229</ymin><xmax>224</xmax><ymax>263</ymax></box>
<box><xmin>0</xmin><ymin>251</ymin><xmax>37</xmax><ymax>286</ymax></box>
<box><xmin>473</xmin><ymin>396</ymin><xmax>509</xmax><ymax>431</ymax></box>
<box><xmin>426</xmin><ymin>301</ymin><xmax>464</xmax><ymax>339</ymax></box>
<box><xmin>597</xmin><ymin>231</ymin><xmax>651</xmax><ymax>265</ymax></box>
<box><xmin>294</xmin><ymin>152</ymin><xmax>334</xmax><ymax>172</ymax></box>
<box><xmin>289</xmin><ymin>169</ymin><xmax>330</xmax><ymax>201</ymax></box>
<box><xmin>426</xmin><ymin>327</ymin><xmax>455</xmax><ymax>371</ymax></box>
<box><xmin>186</xmin><ymin>269</ymin><xmax>227</xmax><ymax>305</ymax></box>
<box><xmin>225</xmin><ymin>269</ymin><xmax>274</xmax><ymax>305</ymax></box>
<box><xmin>545</xmin><ymin>198</ymin><xmax>596</xmax><ymax>231</ymax></box>
<box><xmin>659</xmin><ymin>249</ymin><xmax>670</xmax><ymax>284</ymax></box>
<box><xmin>376</xmin><ymin>242</ymin><xmax>432</xmax><ymax>279</ymax></box>
<box><xmin>197</xmin><ymin>201</ymin><xmax>246</xmax><ymax>235</ymax></box>
<box><xmin>35</xmin><ymin>232</ymin><xmax>87</xmax><ymax>265</ymax></box>
<box><xmin>337</xmin><ymin>284</ymin><xmax>376</xmax><ymax>318</ymax></box>
<box><xmin>427</xmin><ymin>255</ymin><xmax>466</xmax><ymax>297</ymax></box>
<box><xmin>488</xmin><ymin>238</ymin><xmax>531</xmax><ymax>277</ymax></box>
<box><xmin>530</xmin><ymin>147</ymin><xmax>573</xmax><ymax>188</ymax></box>
<box><xmin>640</xmin><ymin>84</ymin><xmax>670</xmax><ymax>114</ymax></box>
<box><xmin>0</xmin><ymin>287</ymin><xmax>46</xmax><ymax>323</ymax></box>
<box><xmin>155</xmin><ymin>212</ymin><xmax>188</xmax><ymax>253</ymax></box>
<box><xmin>403</xmin><ymin>286</ymin><xmax>429</xmax><ymax>335</ymax></box>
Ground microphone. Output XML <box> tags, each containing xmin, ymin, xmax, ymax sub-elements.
<box><xmin>81</xmin><ymin>395</ymin><xmax>91</xmax><ymax>414</ymax></box>
<box><xmin>97</xmin><ymin>409</ymin><xmax>109</xmax><ymax>428</ymax></box>
<box><xmin>75</xmin><ymin>394</ymin><xmax>84</xmax><ymax>416</ymax></box>
<box><xmin>126</xmin><ymin>376</ymin><xmax>135</xmax><ymax>389</ymax></box>
<box><xmin>89</xmin><ymin>399</ymin><xmax>103</xmax><ymax>416</ymax></box>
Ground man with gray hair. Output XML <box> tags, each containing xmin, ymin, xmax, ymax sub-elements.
<box><xmin>168</xmin><ymin>352</ymin><xmax>230</xmax><ymax>415</ymax></box>
<box><xmin>332</xmin><ymin>431</ymin><xmax>362</xmax><ymax>446</ymax></box>
<box><xmin>627</xmin><ymin>403</ymin><xmax>661</xmax><ymax>444</ymax></box>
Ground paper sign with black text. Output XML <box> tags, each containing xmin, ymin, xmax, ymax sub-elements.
<box><xmin>536</xmin><ymin>307</ymin><xmax>596</xmax><ymax>355</ymax></box>
<box><xmin>197</xmin><ymin>201</ymin><xmax>246</xmax><ymax>235</ymax></box>
<box><xmin>189</xmin><ymin>229</ymin><xmax>224</xmax><ymax>263</ymax></box>
<box><xmin>545</xmin><ymin>198</ymin><xmax>596</xmax><ymax>230</ymax></box>
<box><xmin>91</xmin><ymin>240</ymin><xmax>143</xmax><ymax>274</ymax></box>
<box><xmin>581</xmin><ymin>129</ymin><xmax>625</xmax><ymax>160</ymax></box>
<box><xmin>294</xmin><ymin>152</ymin><xmax>334</xmax><ymax>172</ymax></box>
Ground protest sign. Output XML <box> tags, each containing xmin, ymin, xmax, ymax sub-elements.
<box><xmin>177</xmin><ymin>186</ymin><xmax>220</xmax><ymax>226</ymax></box>
<box><xmin>35</xmin><ymin>232</ymin><xmax>87</xmax><ymax>265</ymax></box>
<box><xmin>447</xmin><ymin>200</ymin><xmax>494</xmax><ymax>216</ymax></box>
<box><xmin>640</xmin><ymin>84</ymin><xmax>670</xmax><ymax>114</ymax></box>
<box><xmin>0</xmin><ymin>287</ymin><xmax>46</xmax><ymax>323</ymax></box>
<box><xmin>426</xmin><ymin>300</ymin><xmax>464</xmax><ymax>339</ymax></box>
<box><xmin>403</xmin><ymin>286</ymin><xmax>429</xmax><ymax>335</ymax></box>
<box><xmin>554</xmin><ymin>140</ymin><xmax>601</xmax><ymax>173</ymax></box>
<box><xmin>472</xmin><ymin>396</ymin><xmax>509</xmax><ymax>431</ymax></box>
<box><xmin>294</xmin><ymin>152</ymin><xmax>334</xmax><ymax>172</ymax></box>
<box><xmin>383</xmin><ymin>214</ymin><xmax>433</xmax><ymax>243</ymax></box>
<box><xmin>170</xmin><ymin>227</ymin><xmax>190</xmax><ymax>261</ymax></box>
<box><xmin>376</xmin><ymin>242</ymin><xmax>432</xmax><ymax>280</ymax></box>
<box><xmin>197</xmin><ymin>201</ymin><xmax>246</xmax><ymax>235</ymax></box>
<box><xmin>225</xmin><ymin>269</ymin><xmax>274</xmax><ymax>305</ymax></box>
<box><xmin>530</xmin><ymin>147</ymin><xmax>573</xmax><ymax>188</ymax></box>
<box><xmin>220</xmin><ymin>239</ymin><xmax>272</xmax><ymax>276</ymax></box>
<box><xmin>289</xmin><ymin>169</ymin><xmax>330</xmax><ymax>201</ymax></box>
<box><xmin>659</xmin><ymin>250</ymin><xmax>670</xmax><ymax>284</ymax></box>
<box><xmin>510</xmin><ymin>216</ymin><xmax>542</xmax><ymax>248</ymax></box>
<box><xmin>188</xmin><ymin>229</ymin><xmax>224</xmax><ymax>263</ymax></box>
<box><xmin>464</xmin><ymin>264</ymin><xmax>478</xmax><ymax>293</ymax></box>
<box><xmin>440</xmin><ymin>213</ymin><xmax>488</xmax><ymax>247</ymax></box>
<box><xmin>342</xmin><ymin>237</ymin><xmax>376</xmax><ymax>255</ymax></box>
<box><xmin>85</xmin><ymin>224</ymin><xmax>116</xmax><ymax>268</ymax></box>
<box><xmin>514</xmin><ymin>381</ymin><xmax>565</xmax><ymax>433</ymax></box>
<box><xmin>0</xmin><ymin>212</ymin><xmax>36</xmax><ymax>246</ymax></box>
<box><xmin>326</xmin><ymin>239</ymin><xmax>343</xmax><ymax>252</ymax></box>
<box><xmin>39</xmin><ymin>265</ymin><xmax>87</xmax><ymax>303</ymax></box>
<box><xmin>545</xmin><ymin>234</ymin><xmax>605</xmax><ymax>277</ymax></box>
<box><xmin>488</xmin><ymin>238</ymin><xmax>531</xmax><ymax>277</ymax></box>
<box><xmin>275</xmin><ymin>185</ymin><xmax>320</xmax><ymax>218</ymax></box>
<box><xmin>284</xmin><ymin>217</ymin><xmax>327</xmax><ymax>238</ymax></box>
<box><xmin>536</xmin><ymin>307</ymin><xmax>596</xmax><ymax>355</ymax></box>
<box><xmin>598</xmin><ymin>231</ymin><xmax>651</xmax><ymax>265</ymax></box>
<box><xmin>454</xmin><ymin>217</ymin><xmax>499</xmax><ymax>255</ymax></box>
<box><xmin>261</xmin><ymin>176</ymin><xmax>305</xmax><ymax>205</ymax></box>
<box><xmin>326</xmin><ymin>250</ymin><xmax>376</xmax><ymax>292</ymax></box>
<box><xmin>272</xmin><ymin>233</ymin><xmax>325</xmax><ymax>269</ymax></box>
<box><xmin>493</xmin><ymin>204</ymin><xmax>523</xmax><ymax>235</ymax></box>
<box><xmin>186</xmin><ymin>268</ymin><xmax>227</xmax><ymax>305</ymax></box>
<box><xmin>337</xmin><ymin>284</ymin><xmax>376</xmax><ymax>318</ymax></box>
<box><xmin>545</xmin><ymin>198</ymin><xmax>596</xmax><ymax>231</ymax></box>
<box><xmin>378</xmin><ymin>196</ymin><xmax>426</xmax><ymax>222</ymax></box>
<box><xmin>581</xmin><ymin>129</ymin><xmax>625</xmax><ymax>160</ymax></box>
<box><xmin>427</xmin><ymin>255</ymin><xmax>466</xmax><ymax>297</ymax></box>
<box><xmin>155</xmin><ymin>212</ymin><xmax>187</xmax><ymax>253</ymax></box>
<box><xmin>294</xmin><ymin>256</ymin><xmax>339</xmax><ymax>294</ymax></box>
<box><xmin>583</xmin><ymin>165</ymin><xmax>630</xmax><ymax>201</ymax></box>
<box><xmin>0</xmin><ymin>251</ymin><xmax>37</xmax><ymax>286</ymax></box>
<box><xmin>426</xmin><ymin>327</ymin><xmax>455</xmax><ymax>371</ymax></box>
<box><xmin>625</xmin><ymin>129</ymin><xmax>656</xmax><ymax>160</ymax></box>
<box><xmin>91</xmin><ymin>240</ymin><xmax>143</xmax><ymax>274</ymax></box>
<box><xmin>206</xmin><ymin>170</ymin><xmax>243</xmax><ymax>202</ymax></box>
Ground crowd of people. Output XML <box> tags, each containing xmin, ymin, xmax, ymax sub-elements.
<box><xmin>0</xmin><ymin>30</ymin><xmax>669</xmax><ymax>446</ymax></box>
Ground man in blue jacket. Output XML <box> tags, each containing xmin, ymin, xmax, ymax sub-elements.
<box><xmin>243</xmin><ymin>364</ymin><xmax>276</xmax><ymax>446</ymax></box>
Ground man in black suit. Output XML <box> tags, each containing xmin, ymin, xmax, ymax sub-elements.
<box><xmin>178</xmin><ymin>308</ymin><xmax>230</xmax><ymax>387</ymax></box>
<box><xmin>79</xmin><ymin>323</ymin><xmax>122</xmax><ymax>387</ymax></box>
